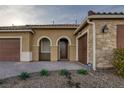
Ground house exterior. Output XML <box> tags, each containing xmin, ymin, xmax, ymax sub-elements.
<box><xmin>0</xmin><ymin>11</ymin><xmax>124</xmax><ymax>70</ymax></box>
<box><xmin>0</xmin><ymin>24</ymin><xmax>78</xmax><ymax>62</ymax></box>
<box><xmin>74</xmin><ymin>11</ymin><xmax>124</xmax><ymax>70</ymax></box>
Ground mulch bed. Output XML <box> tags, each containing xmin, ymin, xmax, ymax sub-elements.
<box><xmin>0</xmin><ymin>70</ymin><xmax>124</xmax><ymax>88</ymax></box>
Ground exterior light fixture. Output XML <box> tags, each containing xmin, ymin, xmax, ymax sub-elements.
<box><xmin>102</xmin><ymin>25</ymin><xmax>109</xmax><ymax>33</ymax></box>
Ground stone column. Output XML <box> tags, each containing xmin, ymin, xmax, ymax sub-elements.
<box><xmin>69</xmin><ymin>45</ymin><xmax>76</xmax><ymax>61</ymax></box>
<box><xmin>32</xmin><ymin>45</ymin><xmax>39</xmax><ymax>61</ymax></box>
<box><xmin>51</xmin><ymin>45</ymin><xmax>58</xmax><ymax>62</ymax></box>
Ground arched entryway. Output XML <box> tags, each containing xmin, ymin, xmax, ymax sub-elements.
<box><xmin>39</xmin><ymin>38</ymin><xmax>51</xmax><ymax>61</ymax></box>
<box><xmin>58</xmin><ymin>38</ymin><xmax>69</xmax><ymax>61</ymax></box>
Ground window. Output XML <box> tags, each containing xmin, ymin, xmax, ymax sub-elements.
<box><xmin>41</xmin><ymin>38</ymin><xmax>50</xmax><ymax>53</ymax></box>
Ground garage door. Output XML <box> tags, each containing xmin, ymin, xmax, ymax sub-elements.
<box><xmin>78</xmin><ymin>33</ymin><xmax>87</xmax><ymax>64</ymax></box>
<box><xmin>117</xmin><ymin>25</ymin><xmax>124</xmax><ymax>48</ymax></box>
<box><xmin>0</xmin><ymin>38</ymin><xmax>20</xmax><ymax>61</ymax></box>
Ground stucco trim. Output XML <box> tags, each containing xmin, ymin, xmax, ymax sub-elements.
<box><xmin>76</xmin><ymin>29</ymin><xmax>89</xmax><ymax>64</ymax></box>
<box><xmin>56</xmin><ymin>36</ymin><xmax>71</xmax><ymax>46</ymax></box>
<box><xmin>37</xmin><ymin>36</ymin><xmax>52</xmax><ymax>46</ymax></box>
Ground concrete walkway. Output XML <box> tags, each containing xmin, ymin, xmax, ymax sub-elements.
<box><xmin>0</xmin><ymin>61</ymin><xmax>84</xmax><ymax>79</ymax></box>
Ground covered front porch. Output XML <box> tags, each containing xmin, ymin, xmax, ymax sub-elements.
<box><xmin>32</xmin><ymin>36</ymin><xmax>76</xmax><ymax>62</ymax></box>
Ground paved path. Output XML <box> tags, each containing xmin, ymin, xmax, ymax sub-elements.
<box><xmin>0</xmin><ymin>61</ymin><xmax>84</xmax><ymax>79</ymax></box>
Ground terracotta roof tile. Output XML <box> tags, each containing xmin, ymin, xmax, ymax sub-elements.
<box><xmin>26</xmin><ymin>24</ymin><xmax>79</xmax><ymax>28</ymax></box>
<box><xmin>0</xmin><ymin>25</ymin><xmax>30</xmax><ymax>30</ymax></box>
<box><xmin>0</xmin><ymin>24</ymin><xmax>79</xmax><ymax>30</ymax></box>
<box><xmin>88</xmin><ymin>10</ymin><xmax>124</xmax><ymax>16</ymax></box>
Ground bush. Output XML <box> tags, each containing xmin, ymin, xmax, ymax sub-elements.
<box><xmin>40</xmin><ymin>69</ymin><xmax>49</xmax><ymax>76</ymax></box>
<box><xmin>112</xmin><ymin>48</ymin><xmax>124</xmax><ymax>77</ymax></box>
<box><xmin>18</xmin><ymin>72</ymin><xmax>30</xmax><ymax>80</ymax></box>
<box><xmin>77</xmin><ymin>69</ymin><xmax>88</xmax><ymax>75</ymax></box>
<box><xmin>59</xmin><ymin>69</ymin><xmax>69</xmax><ymax>76</ymax></box>
<box><xmin>0</xmin><ymin>80</ymin><xmax>4</xmax><ymax>84</ymax></box>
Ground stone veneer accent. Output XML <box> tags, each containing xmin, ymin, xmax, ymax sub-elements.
<box><xmin>76</xmin><ymin>19</ymin><xmax>124</xmax><ymax>69</ymax></box>
<box><xmin>94</xmin><ymin>19</ymin><xmax>124</xmax><ymax>68</ymax></box>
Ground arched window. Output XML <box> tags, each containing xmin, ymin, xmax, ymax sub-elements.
<box><xmin>39</xmin><ymin>38</ymin><xmax>50</xmax><ymax>61</ymax></box>
<box><xmin>41</xmin><ymin>38</ymin><xmax>50</xmax><ymax>53</ymax></box>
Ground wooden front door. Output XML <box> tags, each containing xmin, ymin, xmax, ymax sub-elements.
<box><xmin>78</xmin><ymin>33</ymin><xmax>87</xmax><ymax>64</ymax></box>
<box><xmin>59</xmin><ymin>39</ymin><xmax>68</xmax><ymax>60</ymax></box>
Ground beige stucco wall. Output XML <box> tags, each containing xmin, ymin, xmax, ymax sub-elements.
<box><xmin>0</xmin><ymin>32</ymin><xmax>32</xmax><ymax>52</ymax></box>
<box><xmin>94</xmin><ymin>19</ymin><xmax>124</xmax><ymax>68</ymax></box>
<box><xmin>32</xmin><ymin>28</ymin><xmax>76</xmax><ymax>61</ymax></box>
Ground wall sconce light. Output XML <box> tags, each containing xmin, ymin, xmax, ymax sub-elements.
<box><xmin>102</xmin><ymin>25</ymin><xmax>109</xmax><ymax>33</ymax></box>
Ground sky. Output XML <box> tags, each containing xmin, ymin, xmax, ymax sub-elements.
<box><xmin>0</xmin><ymin>5</ymin><xmax>124</xmax><ymax>26</ymax></box>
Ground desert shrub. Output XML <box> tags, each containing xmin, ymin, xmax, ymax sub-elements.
<box><xmin>77</xmin><ymin>69</ymin><xmax>88</xmax><ymax>75</ymax></box>
<box><xmin>59</xmin><ymin>69</ymin><xmax>69</xmax><ymax>76</ymax></box>
<box><xmin>18</xmin><ymin>72</ymin><xmax>30</xmax><ymax>80</ymax></box>
<box><xmin>40</xmin><ymin>69</ymin><xmax>49</xmax><ymax>76</ymax></box>
<box><xmin>112</xmin><ymin>48</ymin><xmax>124</xmax><ymax>77</ymax></box>
<box><xmin>0</xmin><ymin>80</ymin><xmax>4</xmax><ymax>84</ymax></box>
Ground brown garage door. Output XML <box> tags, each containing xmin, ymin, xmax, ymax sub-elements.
<box><xmin>0</xmin><ymin>38</ymin><xmax>20</xmax><ymax>61</ymax></box>
<box><xmin>78</xmin><ymin>33</ymin><xmax>87</xmax><ymax>64</ymax></box>
<box><xmin>117</xmin><ymin>25</ymin><xmax>124</xmax><ymax>48</ymax></box>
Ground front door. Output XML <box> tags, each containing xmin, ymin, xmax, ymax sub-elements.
<box><xmin>59</xmin><ymin>39</ymin><xmax>68</xmax><ymax>60</ymax></box>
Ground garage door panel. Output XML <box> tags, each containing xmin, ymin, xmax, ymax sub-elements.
<box><xmin>78</xmin><ymin>33</ymin><xmax>87</xmax><ymax>64</ymax></box>
<box><xmin>0</xmin><ymin>38</ymin><xmax>20</xmax><ymax>61</ymax></box>
<box><xmin>117</xmin><ymin>25</ymin><xmax>124</xmax><ymax>48</ymax></box>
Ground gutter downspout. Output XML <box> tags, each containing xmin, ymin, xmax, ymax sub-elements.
<box><xmin>87</xmin><ymin>20</ymin><xmax>96</xmax><ymax>71</ymax></box>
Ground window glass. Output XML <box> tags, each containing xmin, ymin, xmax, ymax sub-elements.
<box><xmin>41</xmin><ymin>38</ymin><xmax>50</xmax><ymax>53</ymax></box>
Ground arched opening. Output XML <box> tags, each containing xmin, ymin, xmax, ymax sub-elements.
<box><xmin>39</xmin><ymin>38</ymin><xmax>51</xmax><ymax>61</ymax></box>
<box><xmin>58</xmin><ymin>38</ymin><xmax>69</xmax><ymax>61</ymax></box>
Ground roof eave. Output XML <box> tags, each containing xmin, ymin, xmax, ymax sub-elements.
<box><xmin>29</xmin><ymin>26</ymin><xmax>78</xmax><ymax>29</ymax></box>
<box><xmin>74</xmin><ymin>17</ymin><xmax>88</xmax><ymax>35</ymax></box>
<box><xmin>0</xmin><ymin>29</ymin><xmax>34</xmax><ymax>34</ymax></box>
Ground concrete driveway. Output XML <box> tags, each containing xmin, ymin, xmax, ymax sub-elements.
<box><xmin>0</xmin><ymin>61</ymin><xmax>84</xmax><ymax>79</ymax></box>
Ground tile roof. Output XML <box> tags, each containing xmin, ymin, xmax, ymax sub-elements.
<box><xmin>0</xmin><ymin>25</ymin><xmax>30</xmax><ymax>30</ymax></box>
<box><xmin>26</xmin><ymin>24</ymin><xmax>79</xmax><ymax>28</ymax></box>
<box><xmin>74</xmin><ymin>10</ymin><xmax>124</xmax><ymax>35</ymax></box>
<box><xmin>0</xmin><ymin>24</ymin><xmax>79</xmax><ymax>30</ymax></box>
<box><xmin>88</xmin><ymin>10</ymin><xmax>124</xmax><ymax>16</ymax></box>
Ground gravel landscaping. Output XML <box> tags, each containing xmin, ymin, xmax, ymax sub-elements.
<box><xmin>0</xmin><ymin>70</ymin><xmax>124</xmax><ymax>88</ymax></box>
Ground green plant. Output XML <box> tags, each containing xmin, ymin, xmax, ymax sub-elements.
<box><xmin>112</xmin><ymin>48</ymin><xmax>124</xmax><ymax>77</ymax></box>
<box><xmin>59</xmin><ymin>69</ymin><xmax>69</xmax><ymax>76</ymax></box>
<box><xmin>0</xmin><ymin>80</ymin><xmax>4</xmax><ymax>84</ymax></box>
<box><xmin>18</xmin><ymin>72</ymin><xmax>30</xmax><ymax>80</ymax></box>
<box><xmin>40</xmin><ymin>69</ymin><xmax>49</xmax><ymax>76</ymax></box>
<box><xmin>77</xmin><ymin>69</ymin><xmax>88</xmax><ymax>75</ymax></box>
